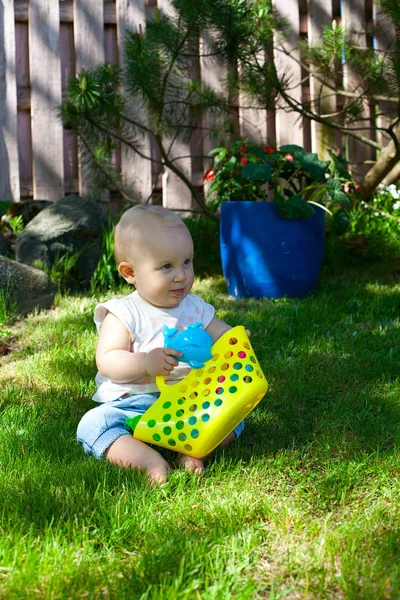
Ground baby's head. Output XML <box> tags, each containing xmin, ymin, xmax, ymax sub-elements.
<box><xmin>114</xmin><ymin>205</ymin><xmax>195</xmax><ymax>308</ymax></box>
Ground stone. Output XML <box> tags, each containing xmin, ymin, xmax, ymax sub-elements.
<box><xmin>0</xmin><ymin>255</ymin><xmax>56</xmax><ymax>316</ymax></box>
<box><xmin>0</xmin><ymin>231</ymin><xmax>10</xmax><ymax>256</ymax></box>
<box><xmin>16</xmin><ymin>195</ymin><xmax>107</xmax><ymax>290</ymax></box>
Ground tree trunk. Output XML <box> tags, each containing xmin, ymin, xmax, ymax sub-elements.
<box><xmin>360</xmin><ymin>124</ymin><xmax>400</xmax><ymax>200</ymax></box>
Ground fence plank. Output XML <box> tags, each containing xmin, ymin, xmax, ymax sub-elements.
<box><xmin>157</xmin><ymin>0</ymin><xmax>195</xmax><ymax>213</ymax></box>
<box><xmin>273</xmin><ymin>0</ymin><xmax>304</xmax><ymax>147</ymax></box>
<box><xmin>0</xmin><ymin>0</ymin><xmax>20</xmax><ymax>200</ymax></box>
<box><xmin>74</xmin><ymin>0</ymin><xmax>105</xmax><ymax>197</ymax></box>
<box><xmin>29</xmin><ymin>0</ymin><xmax>63</xmax><ymax>200</ymax></box>
<box><xmin>116</xmin><ymin>0</ymin><xmax>152</xmax><ymax>204</ymax></box>
<box><xmin>341</xmin><ymin>0</ymin><xmax>372</xmax><ymax>181</ymax></box>
<box><xmin>308</xmin><ymin>0</ymin><xmax>336</xmax><ymax>159</ymax></box>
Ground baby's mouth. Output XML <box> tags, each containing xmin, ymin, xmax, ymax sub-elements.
<box><xmin>171</xmin><ymin>288</ymin><xmax>185</xmax><ymax>297</ymax></box>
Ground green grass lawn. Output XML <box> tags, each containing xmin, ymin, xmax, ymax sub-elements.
<box><xmin>1</xmin><ymin>259</ymin><xmax>400</xmax><ymax>599</ymax></box>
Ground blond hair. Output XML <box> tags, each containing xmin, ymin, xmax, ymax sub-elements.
<box><xmin>114</xmin><ymin>205</ymin><xmax>186</xmax><ymax>264</ymax></box>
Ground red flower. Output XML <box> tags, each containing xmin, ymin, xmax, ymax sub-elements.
<box><xmin>265</xmin><ymin>145</ymin><xmax>275</xmax><ymax>154</ymax></box>
<box><xmin>202</xmin><ymin>169</ymin><xmax>215</xmax><ymax>183</ymax></box>
<box><xmin>240</xmin><ymin>157</ymin><xmax>248</xmax><ymax>167</ymax></box>
<box><xmin>355</xmin><ymin>184</ymin><xmax>361</xmax><ymax>192</ymax></box>
<box><xmin>285</xmin><ymin>154</ymin><xmax>294</xmax><ymax>162</ymax></box>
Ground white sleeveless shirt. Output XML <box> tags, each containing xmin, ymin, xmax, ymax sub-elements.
<box><xmin>93</xmin><ymin>291</ymin><xmax>215</xmax><ymax>402</ymax></box>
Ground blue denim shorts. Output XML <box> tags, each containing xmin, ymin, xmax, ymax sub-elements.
<box><xmin>77</xmin><ymin>392</ymin><xmax>245</xmax><ymax>459</ymax></box>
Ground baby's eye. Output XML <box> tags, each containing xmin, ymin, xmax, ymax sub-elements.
<box><xmin>183</xmin><ymin>259</ymin><xmax>192</xmax><ymax>266</ymax></box>
<box><xmin>162</xmin><ymin>263</ymin><xmax>172</xmax><ymax>269</ymax></box>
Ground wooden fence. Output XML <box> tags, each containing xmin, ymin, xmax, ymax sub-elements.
<box><xmin>0</xmin><ymin>0</ymin><xmax>395</xmax><ymax>212</ymax></box>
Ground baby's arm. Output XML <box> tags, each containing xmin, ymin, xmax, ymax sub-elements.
<box><xmin>96</xmin><ymin>312</ymin><xmax>182</xmax><ymax>383</ymax></box>
<box><xmin>205</xmin><ymin>317</ymin><xmax>251</xmax><ymax>342</ymax></box>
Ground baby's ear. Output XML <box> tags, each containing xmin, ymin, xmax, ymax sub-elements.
<box><xmin>118</xmin><ymin>262</ymin><xmax>135</xmax><ymax>284</ymax></box>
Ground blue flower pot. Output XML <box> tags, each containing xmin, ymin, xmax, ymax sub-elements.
<box><xmin>220</xmin><ymin>201</ymin><xmax>325</xmax><ymax>299</ymax></box>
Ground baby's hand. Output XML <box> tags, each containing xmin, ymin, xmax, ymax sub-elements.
<box><xmin>144</xmin><ymin>347</ymin><xmax>182</xmax><ymax>376</ymax></box>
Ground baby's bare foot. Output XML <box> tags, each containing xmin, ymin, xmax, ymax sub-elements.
<box><xmin>177</xmin><ymin>454</ymin><xmax>205</xmax><ymax>474</ymax></box>
<box><xmin>146</xmin><ymin>459</ymin><xmax>172</xmax><ymax>486</ymax></box>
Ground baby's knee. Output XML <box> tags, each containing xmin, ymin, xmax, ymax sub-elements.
<box><xmin>76</xmin><ymin>406</ymin><xmax>129</xmax><ymax>460</ymax></box>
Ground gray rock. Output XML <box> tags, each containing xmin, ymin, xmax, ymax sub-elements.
<box><xmin>0</xmin><ymin>232</ymin><xmax>10</xmax><ymax>256</ymax></box>
<box><xmin>0</xmin><ymin>255</ymin><xmax>56</xmax><ymax>316</ymax></box>
<box><xmin>16</xmin><ymin>195</ymin><xmax>107</xmax><ymax>289</ymax></box>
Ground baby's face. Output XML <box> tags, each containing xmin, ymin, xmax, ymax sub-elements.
<box><xmin>130</xmin><ymin>223</ymin><xmax>195</xmax><ymax>308</ymax></box>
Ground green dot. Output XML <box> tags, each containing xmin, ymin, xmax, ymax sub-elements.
<box><xmin>162</xmin><ymin>401</ymin><xmax>171</xmax><ymax>409</ymax></box>
<box><xmin>152</xmin><ymin>433</ymin><xmax>161</xmax><ymax>442</ymax></box>
<box><xmin>176</xmin><ymin>409</ymin><xmax>184</xmax><ymax>417</ymax></box>
<box><xmin>176</xmin><ymin>421</ymin><xmax>184</xmax><ymax>430</ymax></box>
<box><xmin>229</xmin><ymin>386</ymin><xmax>238</xmax><ymax>394</ymax></box>
<box><xmin>163</xmin><ymin>426</ymin><xmax>172</xmax><ymax>435</ymax></box>
<box><xmin>214</xmin><ymin>399</ymin><xmax>223</xmax><ymax>407</ymax></box>
<box><xmin>168</xmin><ymin>439</ymin><xmax>176</xmax><ymax>447</ymax></box>
<box><xmin>147</xmin><ymin>419</ymin><xmax>156</xmax><ymax>428</ymax></box>
<box><xmin>178</xmin><ymin>433</ymin><xmax>187</xmax><ymax>441</ymax></box>
<box><xmin>162</xmin><ymin>413</ymin><xmax>172</xmax><ymax>422</ymax></box>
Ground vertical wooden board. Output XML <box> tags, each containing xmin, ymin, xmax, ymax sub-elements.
<box><xmin>74</xmin><ymin>0</ymin><xmax>105</xmax><ymax>197</ymax></box>
<box><xmin>60</xmin><ymin>23</ymin><xmax>78</xmax><ymax>193</ymax></box>
<box><xmin>341</xmin><ymin>0</ymin><xmax>371</xmax><ymax>181</ymax></box>
<box><xmin>117</xmin><ymin>0</ymin><xmax>153</xmax><ymax>203</ymax></box>
<box><xmin>18</xmin><ymin>110</ymin><xmax>33</xmax><ymax>197</ymax></box>
<box><xmin>308</xmin><ymin>0</ymin><xmax>336</xmax><ymax>158</ymax></box>
<box><xmin>273</xmin><ymin>0</ymin><xmax>303</xmax><ymax>147</ymax></box>
<box><xmin>74</xmin><ymin>0</ymin><xmax>104</xmax><ymax>71</ymax></box>
<box><xmin>374</xmin><ymin>0</ymin><xmax>397</xmax><ymax>149</ymax></box>
<box><xmin>0</xmin><ymin>0</ymin><xmax>20</xmax><ymax>200</ymax></box>
<box><xmin>29</xmin><ymin>0</ymin><xmax>64</xmax><ymax>200</ymax></box>
<box><xmin>157</xmin><ymin>0</ymin><xmax>195</xmax><ymax>213</ymax></box>
<box><xmin>239</xmin><ymin>52</ymin><xmax>268</xmax><ymax>143</ymax></box>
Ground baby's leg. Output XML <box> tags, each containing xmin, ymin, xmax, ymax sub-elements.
<box><xmin>105</xmin><ymin>434</ymin><xmax>172</xmax><ymax>484</ymax></box>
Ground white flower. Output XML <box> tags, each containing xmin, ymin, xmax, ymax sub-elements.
<box><xmin>393</xmin><ymin>201</ymin><xmax>400</xmax><ymax>211</ymax></box>
<box><xmin>374</xmin><ymin>211</ymin><xmax>380</xmax><ymax>216</ymax></box>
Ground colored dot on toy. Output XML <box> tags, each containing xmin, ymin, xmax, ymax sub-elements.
<box><xmin>191</xmin><ymin>429</ymin><xmax>200</xmax><ymax>438</ymax></box>
<box><xmin>217</xmin><ymin>375</ymin><xmax>226</xmax><ymax>383</ymax></box>
<box><xmin>188</xmin><ymin>416</ymin><xmax>197</xmax><ymax>425</ymax></box>
<box><xmin>162</xmin><ymin>401</ymin><xmax>171</xmax><ymax>409</ymax></box>
<box><xmin>229</xmin><ymin>386</ymin><xmax>238</xmax><ymax>394</ymax></box>
<box><xmin>202</xmin><ymin>401</ymin><xmax>210</xmax><ymax>409</ymax></box>
<box><xmin>233</xmin><ymin>362</ymin><xmax>243</xmax><ymax>370</ymax></box>
<box><xmin>189</xmin><ymin>404</ymin><xmax>198</xmax><ymax>412</ymax></box>
<box><xmin>202</xmin><ymin>414</ymin><xmax>210</xmax><ymax>422</ymax></box>
<box><xmin>216</xmin><ymin>387</ymin><xmax>223</xmax><ymax>395</ymax></box>
<box><xmin>148</xmin><ymin>419</ymin><xmax>156</xmax><ymax>428</ymax></box>
<box><xmin>176</xmin><ymin>421</ymin><xmax>184</xmax><ymax>430</ymax></box>
<box><xmin>229</xmin><ymin>337</ymin><xmax>238</xmax><ymax>345</ymax></box>
<box><xmin>153</xmin><ymin>433</ymin><xmax>161</xmax><ymax>442</ymax></box>
<box><xmin>214</xmin><ymin>399</ymin><xmax>223</xmax><ymax>407</ymax></box>
<box><xmin>238</xmin><ymin>351</ymin><xmax>246</xmax><ymax>358</ymax></box>
<box><xmin>245</xmin><ymin>364</ymin><xmax>254</xmax><ymax>372</ymax></box>
<box><xmin>225</xmin><ymin>351</ymin><xmax>233</xmax><ymax>358</ymax></box>
<box><xmin>176</xmin><ymin>409</ymin><xmax>184</xmax><ymax>417</ymax></box>
<box><xmin>184</xmin><ymin>444</ymin><xmax>193</xmax><ymax>451</ymax></box>
<box><xmin>163</xmin><ymin>426</ymin><xmax>172</xmax><ymax>435</ymax></box>
<box><xmin>168</xmin><ymin>439</ymin><xmax>176</xmax><ymax>447</ymax></box>
<box><xmin>178</xmin><ymin>433</ymin><xmax>187</xmax><ymax>441</ymax></box>
<box><xmin>162</xmin><ymin>413</ymin><xmax>171</xmax><ymax>422</ymax></box>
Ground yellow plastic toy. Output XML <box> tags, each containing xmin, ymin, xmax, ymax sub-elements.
<box><xmin>127</xmin><ymin>326</ymin><xmax>268</xmax><ymax>458</ymax></box>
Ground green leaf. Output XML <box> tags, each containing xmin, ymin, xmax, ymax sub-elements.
<box><xmin>278</xmin><ymin>195</ymin><xmax>316</xmax><ymax>219</ymax></box>
<box><xmin>332</xmin><ymin>208</ymin><xmax>350</xmax><ymax>234</ymax></box>
<box><xmin>208</xmin><ymin>146</ymin><xmax>226</xmax><ymax>157</ymax></box>
<box><xmin>241</xmin><ymin>162</ymin><xmax>272</xmax><ymax>181</ymax></box>
<box><xmin>327</xmin><ymin>178</ymin><xmax>352</xmax><ymax>206</ymax></box>
<box><xmin>279</xmin><ymin>144</ymin><xmax>306</xmax><ymax>153</ymax></box>
<box><xmin>296</xmin><ymin>152</ymin><xmax>330</xmax><ymax>182</ymax></box>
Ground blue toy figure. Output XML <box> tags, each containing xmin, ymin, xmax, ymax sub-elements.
<box><xmin>163</xmin><ymin>322</ymin><xmax>214</xmax><ymax>368</ymax></box>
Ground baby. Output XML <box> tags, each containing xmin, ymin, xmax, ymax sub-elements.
<box><xmin>77</xmin><ymin>205</ymin><xmax>244</xmax><ymax>483</ymax></box>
